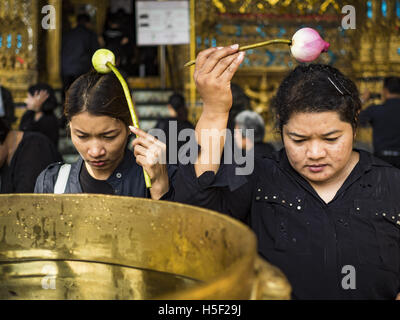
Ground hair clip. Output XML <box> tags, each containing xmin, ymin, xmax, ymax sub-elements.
<box><xmin>327</xmin><ymin>77</ymin><xmax>344</xmax><ymax>95</ymax></box>
<box><xmin>328</xmin><ymin>75</ymin><xmax>352</xmax><ymax>96</ymax></box>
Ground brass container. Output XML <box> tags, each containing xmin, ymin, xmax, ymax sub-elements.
<box><xmin>0</xmin><ymin>194</ymin><xmax>291</xmax><ymax>300</ymax></box>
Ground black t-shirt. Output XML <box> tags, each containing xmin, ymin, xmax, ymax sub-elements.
<box><xmin>172</xmin><ymin>148</ymin><xmax>400</xmax><ymax>299</ymax></box>
<box><xmin>254</xmin><ymin>142</ymin><xmax>275</xmax><ymax>159</ymax></box>
<box><xmin>154</xmin><ymin>118</ymin><xmax>194</xmax><ymax>164</ymax></box>
<box><xmin>79</xmin><ymin>162</ymin><xmax>114</xmax><ymax>194</ymax></box>
<box><xmin>62</xmin><ymin>25</ymin><xmax>100</xmax><ymax>76</ymax></box>
<box><xmin>19</xmin><ymin>110</ymin><xmax>59</xmax><ymax>147</ymax></box>
<box><xmin>0</xmin><ymin>132</ymin><xmax>62</xmax><ymax>193</ymax></box>
<box><xmin>359</xmin><ymin>98</ymin><xmax>400</xmax><ymax>152</ymax></box>
<box><xmin>0</xmin><ymin>86</ymin><xmax>15</xmax><ymax>127</ymax></box>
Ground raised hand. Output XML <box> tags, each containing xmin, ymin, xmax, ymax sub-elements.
<box><xmin>130</xmin><ymin>126</ymin><xmax>169</xmax><ymax>200</ymax></box>
<box><xmin>192</xmin><ymin>45</ymin><xmax>245</xmax><ymax>176</ymax></box>
<box><xmin>360</xmin><ymin>89</ymin><xmax>371</xmax><ymax>105</ymax></box>
<box><xmin>194</xmin><ymin>45</ymin><xmax>245</xmax><ymax>116</ymax></box>
<box><xmin>30</xmin><ymin>90</ymin><xmax>50</xmax><ymax>112</ymax></box>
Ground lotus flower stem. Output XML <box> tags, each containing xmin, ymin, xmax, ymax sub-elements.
<box><xmin>184</xmin><ymin>39</ymin><xmax>292</xmax><ymax>67</ymax></box>
<box><xmin>105</xmin><ymin>61</ymin><xmax>152</xmax><ymax>189</ymax></box>
<box><xmin>239</xmin><ymin>39</ymin><xmax>292</xmax><ymax>51</ymax></box>
<box><xmin>106</xmin><ymin>62</ymin><xmax>139</xmax><ymax>128</ymax></box>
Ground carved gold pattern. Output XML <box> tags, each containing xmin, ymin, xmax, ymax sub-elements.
<box><xmin>0</xmin><ymin>0</ymin><xmax>38</xmax><ymax>103</ymax></box>
<box><xmin>182</xmin><ymin>0</ymin><xmax>400</xmax><ymax>146</ymax></box>
<box><xmin>1</xmin><ymin>0</ymin><xmax>399</xmax><ymax>148</ymax></box>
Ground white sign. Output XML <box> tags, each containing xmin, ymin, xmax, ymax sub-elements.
<box><xmin>136</xmin><ymin>1</ymin><xmax>190</xmax><ymax>46</ymax></box>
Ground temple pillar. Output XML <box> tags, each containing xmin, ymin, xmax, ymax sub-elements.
<box><xmin>46</xmin><ymin>0</ymin><xmax>62</xmax><ymax>89</ymax></box>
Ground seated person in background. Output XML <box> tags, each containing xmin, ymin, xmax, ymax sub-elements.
<box><xmin>169</xmin><ymin>46</ymin><xmax>400</xmax><ymax>299</ymax></box>
<box><xmin>19</xmin><ymin>83</ymin><xmax>59</xmax><ymax>148</ymax></box>
<box><xmin>154</xmin><ymin>93</ymin><xmax>194</xmax><ymax>164</ymax></box>
<box><xmin>0</xmin><ymin>84</ymin><xmax>16</xmax><ymax>128</ymax></box>
<box><xmin>228</xmin><ymin>83</ymin><xmax>251</xmax><ymax>132</ymax></box>
<box><xmin>0</xmin><ymin>118</ymin><xmax>62</xmax><ymax>193</ymax></box>
<box><xmin>102</xmin><ymin>13</ymin><xmax>130</xmax><ymax>67</ymax></box>
<box><xmin>62</xmin><ymin>13</ymin><xmax>100</xmax><ymax>93</ymax></box>
<box><xmin>35</xmin><ymin>71</ymin><xmax>174</xmax><ymax>199</ymax></box>
<box><xmin>234</xmin><ymin>110</ymin><xmax>275</xmax><ymax>159</ymax></box>
<box><xmin>359</xmin><ymin>77</ymin><xmax>400</xmax><ymax>169</ymax></box>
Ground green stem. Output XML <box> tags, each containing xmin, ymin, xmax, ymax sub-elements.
<box><xmin>106</xmin><ymin>61</ymin><xmax>152</xmax><ymax>189</ymax></box>
<box><xmin>238</xmin><ymin>39</ymin><xmax>292</xmax><ymax>51</ymax></box>
<box><xmin>184</xmin><ymin>39</ymin><xmax>292</xmax><ymax>67</ymax></box>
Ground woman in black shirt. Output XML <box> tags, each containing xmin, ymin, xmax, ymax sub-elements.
<box><xmin>154</xmin><ymin>92</ymin><xmax>194</xmax><ymax>164</ymax></box>
<box><xmin>35</xmin><ymin>71</ymin><xmax>173</xmax><ymax>199</ymax></box>
<box><xmin>0</xmin><ymin>119</ymin><xmax>61</xmax><ymax>193</ymax></box>
<box><xmin>170</xmin><ymin>46</ymin><xmax>400</xmax><ymax>299</ymax></box>
<box><xmin>0</xmin><ymin>85</ymin><xmax>15</xmax><ymax>128</ymax></box>
<box><xmin>19</xmin><ymin>83</ymin><xmax>60</xmax><ymax>147</ymax></box>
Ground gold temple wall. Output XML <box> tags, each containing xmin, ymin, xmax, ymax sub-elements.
<box><xmin>183</xmin><ymin>0</ymin><xmax>356</xmax><ymax>135</ymax></box>
<box><xmin>179</xmin><ymin>0</ymin><xmax>400</xmax><ymax>146</ymax></box>
<box><xmin>0</xmin><ymin>0</ymin><xmax>39</xmax><ymax>104</ymax></box>
<box><xmin>0</xmin><ymin>0</ymin><xmax>110</xmax><ymax>104</ymax></box>
<box><xmin>1</xmin><ymin>0</ymin><xmax>400</xmax><ymax>147</ymax></box>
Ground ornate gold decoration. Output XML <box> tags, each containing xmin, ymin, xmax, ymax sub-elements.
<box><xmin>266</xmin><ymin>0</ymin><xmax>281</xmax><ymax>6</ymax></box>
<box><xmin>244</xmin><ymin>74</ymin><xmax>270</xmax><ymax>116</ymax></box>
<box><xmin>244</xmin><ymin>73</ymin><xmax>280</xmax><ymax>141</ymax></box>
<box><xmin>0</xmin><ymin>0</ymin><xmax>38</xmax><ymax>103</ymax></box>
<box><xmin>182</xmin><ymin>0</ymin><xmax>400</xmax><ymax>147</ymax></box>
<box><xmin>352</xmin><ymin>1</ymin><xmax>400</xmax><ymax>145</ymax></box>
<box><xmin>319</xmin><ymin>0</ymin><xmax>341</xmax><ymax>13</ymax></box>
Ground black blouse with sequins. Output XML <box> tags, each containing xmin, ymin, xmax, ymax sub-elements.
<box><xmin>171</xmin><ymin>148</ymin><xmax>400</xmax><ymax>299</ymax></box>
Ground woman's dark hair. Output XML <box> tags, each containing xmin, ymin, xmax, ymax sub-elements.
<box><xmin>28</xmin><ymin>83</ymin><xmax>57</xmax><ymax>113</ymax></box>
<box><xmin>168</xmin><ymin>93</ymin><xmax>188</xmax><ymax>122</ymax></box>
<box><xmin>228</xmin><ymin>83</ymin><xmax>251</xmax><ymax>132</ymax></box>
<box><xmin>64</xmin><ymin>70</ymin><xmax>132</xmax><ymax>126</ymax></box>
<box><xmin>271</xmin><ymin>64</ymin><xmax>362</xmax><ymax>132</ymax></box>
<box><xmin>0</xmin><ymin>118</ymin><xmax>10</xmax><ymax>144</ymax></box>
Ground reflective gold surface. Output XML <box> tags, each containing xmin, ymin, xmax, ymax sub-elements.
<box><xmin>0</xmin><ymin>194</ymin><xmax>291</xmax><ymax>300</ymax></box>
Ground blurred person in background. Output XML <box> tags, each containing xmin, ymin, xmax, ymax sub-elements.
<box><xmin>0</xmin><ymin>118</ymin><xmax>61</xmax><ymax>193</ymax></box>
<box><xmin>154</xmin><ymin>93</ymin><xmax>194</xmax><ymax>164</ymax></box>
<box><xmin>19</xmin><ymin>83</ymin><xmax>59</xmax><ymax>148</ymax></box>
<box><xmin>359</xmin><ymin>77</ymin><xmax>400</xmax><ymax>168</ymax></box>
<box><xmin>234</xmin><ymin>110</ymin><xmax>275</xmax><ymax>159</ymax></box>
<box><xmin>228</xmin><ymin>83</ymin><xmax>251</xmax><ymax>132</ymax></box>
<box><xmin>62</xmin><ymin>13</ymin><xmax>100</xmax><ymax>94</ymax></box>
<box><xmin>101</xmin><ymin>13</ymin><xmax>130</xmax><ymax>68</ymax></box>
<box><xmin>0</xmin><ymin>84</ymin><xmax>15</xmax><ymax>128</ymax></box>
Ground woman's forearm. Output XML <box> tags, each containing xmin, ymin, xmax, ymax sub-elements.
<box><xmin>194</xmin><ymin>110</ymin><xmax>229</xmax><ymax>177</ymax></box>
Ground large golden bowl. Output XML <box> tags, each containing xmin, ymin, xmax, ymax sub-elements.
<box><xmin>0</xmin><ymin>194</ymin><xmax>290</xmax><ymax>299</ymax></box>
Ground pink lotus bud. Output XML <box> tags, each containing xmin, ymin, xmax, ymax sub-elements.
<box><xmin>290</xmin><ymin>28</ymin><xmax>330</xmax><ymax>63</ymax></box>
